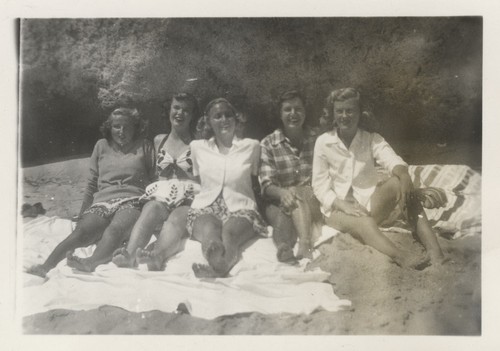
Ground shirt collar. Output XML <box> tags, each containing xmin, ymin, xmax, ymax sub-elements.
<box><xmin>207</xmin><ymin>136</ymin><xmax>243</xmax><ymax>150</ymax></box>
<box><xmin>323</xmin><ymin>129</ymin><xmax>361</xmax><ymax>146</ymax></box>
<box><xmin>270</xmin><ymin>127</ymin><xmax>317</xmax><ymax>147</ymax></box>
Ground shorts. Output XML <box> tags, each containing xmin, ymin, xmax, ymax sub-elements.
<box><xmin>83</xmin><ymin>197</ymin><xmax>141</xmax><ymax>219</ymax></box>
<box><xmin>186</xmin><ymin>195</ymin><xmax>269</xmax><ymax>238</ymax></box>
<box><xmin>142</xmin><ymin>179</ymin><xmax>200</xmax><ymax>213</ymax></box>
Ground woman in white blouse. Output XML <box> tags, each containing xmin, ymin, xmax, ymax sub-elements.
<box><xmin>312</xmin><ymin>88</ymin><xmax>445</xmax><ymax>268</ymax></box>
<box><xmin>187</xmin><ymin>98</ymin><xmax>267</xmax><ymax>278</ymax></box>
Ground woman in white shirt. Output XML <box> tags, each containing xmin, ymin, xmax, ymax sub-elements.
<box><xmin>312</xmin><ymin>88</ymin><xmax>445</xmax><ymax>268</ymax></box>
<box><xmin>187</xmin><ymin>98</ymin><xmax>267</xmax><ymax>278</ymax></box>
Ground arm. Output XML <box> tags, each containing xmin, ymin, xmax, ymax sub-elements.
<box><xmin>258</xmin><ymin>140</ymin><xmax>298</xmax><ymax>210</ymax></box>
<box><xmin>312</xmin><ymin>141</ymin><xmax>367</xmax><ymax>217</ymax></box>
<box><xmin>371</xmin><ymin>133</ymin><xmax>412</xmax><ymax>211</ymax></box>
<box><xmin>144</xmin><ymin>139</ymin><xmax>157</xmax><ymax>183</ymax></box>
<box><xmin>312</xmin><ymin>138</ymin><xmax>337</xmax><ymax>213</ymax></box>
<box><xmin>77</xmin><ymin>141</ymin><xmax>100</xmax><ymax>218</ymax></box>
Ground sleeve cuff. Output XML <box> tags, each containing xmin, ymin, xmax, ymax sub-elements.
<box><xmin>321</xmin><ymin>190</ymin><xmax>337</xmax><ymax>212</ymax></box>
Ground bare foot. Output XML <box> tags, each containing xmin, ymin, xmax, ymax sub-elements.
<box><xmin>296</xmin><ymin>242</ymin><xmax>313</xmax><ymax>260</ymax></box>
<box><xmin>393</xmin><ymin>252</ymin><xmax>430</xmax><ymax>270</ymax></box>
<box><xmin>428</xmin><ymin>251</ymin><xmax>451</xmax><ymax>266</ymax></box>
<box><xmin>276</xmin><ymin>243</ymin><xmax>297</xmax><ymax>264</ymax></box>
<box><xmin>136</xmin><ymin>248</ymin><xmax>166</xmax><ymax>271</ymax></box>
<box><xmin>192</xmin><ymin>263</ymin><xmax>225</xmax><ymax>278</ymax></box>
<box><xmin>66</xmin><ymin>251</ymin><xmax>94</xmax><ymax>272</ymax></box>
<box><xmin>26</xmin><ymin>264</ymin><xmax>49</xmax><ymax>278</ymax></box>
<box><xmin>203</xmin><ymin>240</ymin><xmax>225</xmax><ymax>261</ymax></box>
<box><xmin>112</xmin><ymin>247</ymin><xmax>136</xmax><ymax>268</ymax></box>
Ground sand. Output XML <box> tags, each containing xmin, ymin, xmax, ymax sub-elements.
<box><xmin>20</xmin><ymin>155</ymin><xmax>481</xmax><ymax>335</ymax></box>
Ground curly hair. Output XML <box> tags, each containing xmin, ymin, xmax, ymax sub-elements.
<box><xmin>323</xmin><ymin>87</ymin><xmax>378</xmax><ymax>132</ymax></box>
<box><xmin>100</xmin><ymin>107</ymin><xmax>149</xmax><ymax>140</ymax></box>
<box><xmin>196</xmin><ymin>98</ymin><xmax>247</xmax><ymax>140</ymax></box>
<box><xmin>163</xmin><ymin>92</ymin><xmax>201</xmax><ymax>136</ymax></box>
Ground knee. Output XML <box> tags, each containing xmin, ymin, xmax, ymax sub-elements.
<box><xmin>70</xmin><ymin>226</ymin><xmax>96</xmax><ymax>245</ymax></box>
<box><xmin>167</xmin><ymin>209</ymin><xmax>188</xmax><ymax>229</ymax></box>
<box><xmin>103</xmin><ymin>222</ymin><xmax>128</xmax><ymax>241</ymax></box>
<box><xmin>265</xmin><ymin>205</ymin><xmax>289</xmax><ymax>226</ymax></box>
<box><xmin>386</xmin><ymin>177</ymin><xmax>402</xmax><ymax>201</ymax></box>
<box><xmin>193</xmin><ymin>216</ymin><xmax>221</xmax><ymax>236</ymax></box>
<box><xmin>142</xmin><ymin>201</ymin><xmax>167</xmax><ymax>219</ymax></box>
<box><xmin>222</xmin><ymin>218</ymin><xmax>251</xmax><ymax>241</ymax></box>
<box><xmin>357</xmin><ymin>216</ymin><xmax>378</xmax><ymax>230</ymax></box>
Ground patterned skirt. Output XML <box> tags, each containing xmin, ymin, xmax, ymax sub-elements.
<box><xmin>83</xmin><ymin>197</ymin><xmax>142</xmax><ymax>219</ymax></box>
<box><xmin>186</xmin><ymin>195</ymin><xmax>269</xmax><ymax>238</ymax></box>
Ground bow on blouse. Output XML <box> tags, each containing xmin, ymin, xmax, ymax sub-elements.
<box><xmin>158</xmin><ymin>160</ymin><xmax>191</xmax><ymax>180</ymax></box>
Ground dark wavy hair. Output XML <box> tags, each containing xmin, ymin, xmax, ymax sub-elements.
<box><xmin>276</xmin><ymin>90</ymin><xmax>310</xmax><ymax>128</ymax></box>
<box><xmin>196</xmin><ymin>98</ymin><xmax>247</xmax><ymax>140</ymax></box>
<box><xmin>163</xmin><ymin>92</ymin><xmax>201</xmax><ymax>136</ymax></box>
<box><xmin>100</xmin><ymin>107</ymin><xmax>149</xmax><ymax>140</ymax></box>
<box><xmin>323</xmin><ymin>87</ymin><xmax>378</xmax><ymax>132</ymax></box>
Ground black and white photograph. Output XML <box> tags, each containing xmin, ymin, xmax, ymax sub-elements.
<box><xmin>2</xmin><ymin>0</ymin><xmax>500</xmax><ymax>348</ymax></box>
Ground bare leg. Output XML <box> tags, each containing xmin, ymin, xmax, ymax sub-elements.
<box><xmin>113</xmin><ymin>200</ymin><xmax>168</xmax><ymax>268</ymax></box>
<box><xmin>67</xmin><ymin>208</ymin><xmax>140</xmax><ymax>272</ymax></box>
<box><xmin>325</xmin><ymin>212</ymin><xmax>427</xmax><ymax>269</ymax></box>
<box><xmin>26</xmin><ymin>213</ymin><xmax>108</xmax><ymax>277</ymax></box>
<box><xmin>265</xmin><ymin>204</ymin><xmax>297</xmax><ymax>263</ymax></box>
<box><xmin>193</xmin><ymin>216</ymin><xmax>256</xmax><ymax>278</ymax></box>
<box><xmin>137</xmin><ymin>206</ymin><xmax>189</xmax><ymax>271</ymax></box>
<box><xmin>407</xmin><ymin>197</ymin><xmax>445</xmax><ymax>264</ymax></box>
<box><xmin>370</xmin><ymin>176</ymin><xmax>401</xmax><ymax>224</ymax></box>
<box><xmin>371</xmin><ymin>176</ymin><xmax>445</xmax><ymax>264</ymax></box>
<box><xmin>191</xmin><ymin>214</ymin><xmax>225</xmax><ymax>277</ymax></box>
<box><xmin>291</xmin><ymin>186</ymin><xmax>317</xmax><ymax>259</ymax></box>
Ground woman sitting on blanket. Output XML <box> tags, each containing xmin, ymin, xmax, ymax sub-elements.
<box><xmin>27</xmin><ymin>107</ymin><xmax>156</xmax><ymax>277</ymax></box>
<box><xmin>259</xmin><ymin>90</ymin><xmax>322</xmax><ymax>263</ymax></box>
<box><xmin>312</xmin><ymin>87</ymin><xmax>445</xmax><ymax>268</ymax></box>
<box><xmin>112</xmin><ymin>92</ymin><xmax>201</xmax><ymax>270</ymax></box>
<box><xmin>186</xmin><ymin>98</ymin><xmax>268</xmax><ymax>278</ymax></box>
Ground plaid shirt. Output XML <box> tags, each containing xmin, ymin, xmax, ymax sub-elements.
<box><xmin>259</xmin><ymin>127</ymin><xmax>319</xmax><ymax>192</ymax></box>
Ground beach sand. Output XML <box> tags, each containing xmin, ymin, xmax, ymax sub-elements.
<box><xmin>20</xmin><ymin>147</ymin><xmax>481</xmax><ymax>335</ymax></box>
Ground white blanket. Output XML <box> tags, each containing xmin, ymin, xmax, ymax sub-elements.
<box><xmin>22</xmin><ymin>216</ymin><xmax>351</xmax><ymax>319</ymax></box>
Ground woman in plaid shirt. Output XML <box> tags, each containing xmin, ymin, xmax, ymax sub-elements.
<box><xmin>259</xmin><ymin>91</ymin><xmax>322</xmax><ymax>263</ymax></box>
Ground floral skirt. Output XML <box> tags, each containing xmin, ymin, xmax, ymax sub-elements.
<box><xmin>83</xmin><ymin>197</ymin><xmax>141</xmax><ymax>219</ymax></box>
<box><xmin>141</xmin><ymin>178</ymin><xmax>200</xmax><ymax>213</ymax></box>
<box><xmin>186</xmin><ymin>195</ymin><xmax>269</xmax><ymax>238</ymax></box>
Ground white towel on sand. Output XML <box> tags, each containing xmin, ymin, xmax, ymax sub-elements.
<box><xmin>22</xmin><ymin>216</ymin><xmax>351</xmax><ymax>319</ymax></box>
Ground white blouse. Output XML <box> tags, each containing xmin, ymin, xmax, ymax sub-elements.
<box><xmin>312</xmin><ymin>129</ymin><xmax>407</xmax><ymax>216</ymax></box>
<box><xmin>190</xmin><ymin>137</ymin><xmax>260</xmax><ymax>212</ymax></box>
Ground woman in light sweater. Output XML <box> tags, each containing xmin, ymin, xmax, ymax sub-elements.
<box><xmin>27</xmin><ymin>107</ymin><xmax>155</xmax><ymax>277</ymax></box>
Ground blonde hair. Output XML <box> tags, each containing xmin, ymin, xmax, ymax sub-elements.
<box><xmin>197</xmin><ymin>98</ymin><xmax>246</xmax><ymax>139</ymax></box>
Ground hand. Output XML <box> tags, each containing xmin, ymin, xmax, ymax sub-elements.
<box><xmin>333</xmin><ymin>198</ymin><xmax>369</xmax><ymax>217</ymax></box>
<box><xmin>280</xmin><ymin>187</ymin><xmax>301</xmax><ymax>212</ymax></box>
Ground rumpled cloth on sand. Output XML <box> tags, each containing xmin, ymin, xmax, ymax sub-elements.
<box><xmin>377</xmin><ymin>165</ymin><xmax>481</xmax><ymax>239</ymax></box>
<box><xmin>22</xmin><ymin>216</ymin><xmax>351</xmax><ymax>319</ymax></box>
